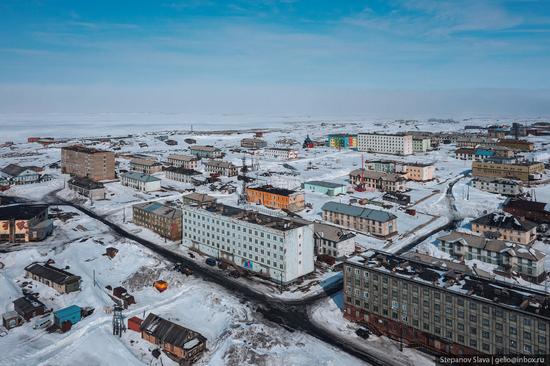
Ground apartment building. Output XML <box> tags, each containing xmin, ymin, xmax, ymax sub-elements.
<box><xmin>203</xmin><ymin>160</ymin><xmax>238</xmax><ymax>177</ymax></box>
<box><xmin>313</xmin><ymin>222</ymin><xmax>356</xmax><ymax>258</ymax></box>
<box><xmin>456</xmin><ymin>137</ymin><xmax>497</xmax><ymax>148</ymax></box>
<box><xmin>68</xmin><ymin>176</ymin><xmax>106</xmax><ymax>200</ymax></box>
<box><xmin>0</xmin><ymin>204</ymin><xmax>53</xmax><ymax>243</ymax></box>
<box><xmin>132</xmin><ymin>202</ymin><xmax>182</xmax><ymax>241</ymax></box>
<box><xmin>164</xmin><ymin>166</ymin><xmax>202</xmax><ymax>184</ymax></box>
<box><xmin>264</xmin><ymin>147</ymin><xmax>298</xmax><ymax>160</ymax></box>
<box><xmin>472</xmin><ymin>160</ymin><xmax>544</xmax><ymax>181</ymax></box>
<box><xmin>343</xmin><ymin>250</ymin><xmax>550</xmax><ymax>355</ymax></box>
<box><xmin>189</xmin><ymin>145</ymin><xmax>223</xmax><ymax>159</ymax></box>
<box><xmin>246</xmin><ymin>185</ymin><xmax>305</xmax><ymax>212</ymax></box>
<box><xmin>404</xmin><ymin>163</ymin><xmax>435</xmax><ymax>182</ymax></box>
<box><xmin>498</xmin><ymin>139</ymin><xmax>535</xmax><ymax>152</ymax></box>
<box><xmin>357</xmin><ymin>133</ymin><xmax>413</xmax><ymax>155</ymax></box>
<box><xmin>181</xmin><ymin>203</ymin><xmax>314</xmax><ymax>283</ymax></box>
<box><xmin>321</xmin><ymin>202</ymin><xmax>397</xmax><ymax>237</ymax></box>
<box><xmin>349</xmin><ymin>169</ymin><xmax>407</xmax><ymax>192</ymax></box>
<box><xmin>327</xmin><ymin>134</ymin><xmax>357</xmax><ymax>149</ymax></box>
<box><xmin>166</xmin><ymin>154</ymin><xmax>199</xmax><ymax>170</ymax></box>
<box><xmin>120</xmin><ymin>172</ymin><xmax>161</xmax><ymax>192</ymax></box>
<box><xmin>438</xmin><ymin>231</ymin><xmax>545</xmax><ymax>282</ymax></box>
<box><xmin>471</xmin><ymin>212</ymin><xmax>537</xmax><ymax>245</ymax></box>
<box><xmin>61</xmin><ymin>145</ymin><xmax>115</xmax><ymax>181</ymax></box>
<box><xmin>413</xmin><ymin>138</ymin><xmax>431</xmax><ymax>153</ymax></box>
<box><xmin>471</xmin><ymin>177</ymin><xmax>523</xmax><ymax>196</ymax></box>
<box><xmin>364</xmin><ymin>160</ymin><xmax>406</xmax><ymax>174</ymax></box>
<box><xmin>129</xmin><ymin>158</ymin><xmax>162</xmax><ymax>174</ymax></box>
<box><xmin>240</xmin><ymin>138</ymin><xmax>267</xmax><ymax>149</ymax></box>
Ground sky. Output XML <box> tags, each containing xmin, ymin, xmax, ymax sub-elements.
<box><xmin>1</xmin><ymin>0</ymin><xmax>550</xmax><ymax>116</ymax></box>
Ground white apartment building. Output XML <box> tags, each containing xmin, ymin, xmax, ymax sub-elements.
<box><xmin>471</xmin><ymin>177</ymin><xmax>523</xmax><ymax>196</ymax></box>
<box><xmin>357</xmin><ymin>133</ymin><xmax>413</xmax><ymax>155</ymax></box>
<box><xmin>182</xmin><ymin>204</ymin><xmax>314</xmax><ymax>283</ymax></box>
<box><xmin>120</xmin><ymin>172</ymin><xmax>161</xmax><ymax>192</ymax></box>
<box><xmin>264</xmin><ymin>147</ymin><xmax>298</xmax><ymax>160</ymax></box>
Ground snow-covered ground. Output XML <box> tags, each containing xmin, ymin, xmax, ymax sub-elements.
<box><xmin>1</xmin><ymin>115</ymin><xmax>550</xmax><ymax>365</ymax></box>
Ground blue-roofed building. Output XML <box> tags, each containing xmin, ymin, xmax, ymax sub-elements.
<box><xmin>321</xmin><ymin>202</ymin><xmax>397</xmax><ymax>237</ymax></box>
<box><xmin>53</xmin><ymin>305</ymin><xmax>81</xmax><ymax>328</ymax></box>
<box><xmin>132</xmin><ymin>201</ymin><xmax>182</xmax><ymax>240</ymax></box>
<box><xmin>120</xmin><ymin>172</ymin><xmax>161</xmax><ymax>192</ymax></box>
<box><xmin>474</xmin><ymin>148</ymin><xmax>496</xmax><ymax>160</ymax></box>
<box><xmin>303</xmin><ymin>181</ymin><xmax>347</xmax><ymax>196</ymax></box>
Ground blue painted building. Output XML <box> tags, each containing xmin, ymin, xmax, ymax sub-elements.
<box><xmin>303</xmin><ymin>181</ymin><xmax>347</xmax><ymax>196</ymax></box>
<box><xmin>53</xmin><ymin>305</ymin><xmax>81</xmax><ymax>327</ymax></box>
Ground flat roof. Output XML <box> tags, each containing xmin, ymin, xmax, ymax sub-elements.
<box><xmin>62</xmin><ymin>145</ymin><xmax>111</xmax><ymax>154</ymax></box>
<box><xmin>304</xmin><ymin>181</ymin><xmax>346</xmax><ymax>189</ymax></box>
<box><xmin>0</xmin><ymin>204</ymin><xmax>48</xmax><ymax>220</ymax></box>
<box><xmin>184</xmin><ymin>203</ymin><xmax>310</xmax><ymax>231</ymax></box>
<box><xmin>347</xmin><ymin>250</ymin><xmax>550</xmax><ymax>320</ymax></box>
<box><xmin>247</xmin><ymin>185</ymin><xmax>300</xmax><ymax>197</ymax></box>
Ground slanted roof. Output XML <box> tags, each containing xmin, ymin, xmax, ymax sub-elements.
<box><xmin>130</xmin><ymin>158</ymin><xmax>161</xmax><ymax>166</ymax></box>
<box><xmin>167</xmin><ymin>154</ymin><xmax>198</xmax><ymax>162</ymax></box>
<box><xmin>25</xmin><ymin>263</ymin><xmax>81</xmax><ymax>285</ymax></box>
<box><xmin>121</xmin><ymin>172</ymin><xmax>161</xmax><ymax>183</ymax></box>
<box><xmin>133</xmin><ymin>201</ymin><xmax>182</xmax><ymax>219</ymax></box>
<box><xmin>68</xmin><ymin>176</ymin><xmax>105</xmax><ymax>190</ymax></box>
<box><xmin>165</xmin><ymin>166</ymin><xmax>201</xmax><ymax>175</ymax></box>
<box><xmin>13</xmin><ymin>295</ymin><xmax>46</xmax><ymax>313</ymax></box>
<box><xmin>140</xmin><ymin>313</ymin><xmax>206</xmax><ymax>349</ymax></box>
<box><xmin>0</xmin><ymin>204</ymin><xmax>48</xmax><ymax>220</ymax></box>
<box><xmin>313</xmin><ymin>222</ymin><xmax>356</xmax><ymax>242</ymax></box>
<box><xmin>190</xmin><ymin>145</ymin><xmax>219</xmax><ymax>152</ymax></box>
<box><xmin>349</xmin><ymin>169</ymin><xmax>405</xmax><ymax>182</ymax></box>
<box><xmin>1</xmin><ymin>164</ymin><xmax>37</xmax><ymax>177</ymax></box>
<box><xmin>321</xmin><ymin>202</ymin><xmax>397</xmax><ymax>223</ymax></box>
<box><xmin>182</xmin><ymin>192</ymin><xmax>216</xmax><ymax>204</ymax></box>
<box><xmin>204</xmin><ymin>160</ymin><xmax>236</xmax><ymax>169</ymax></box>
<box><xmin>472</xmin><ymin>212</ymin><xmax>537</xmax><ymax>232</ymax></box>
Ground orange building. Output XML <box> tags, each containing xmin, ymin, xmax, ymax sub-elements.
<box><xmin>246</xmin><ymin>185</ymin><xmax>305</xmax><ymax>212</ymax></box>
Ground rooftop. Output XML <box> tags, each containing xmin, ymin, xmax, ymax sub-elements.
<box><xmin>62</xmin><ymin>145</ymin><xmax>111</xmax><ymax>154</ymax></box>
<box><xmin>204</xmin><ymin>160</ymin><xmax>236</xmax><ymax>169</ymax></box>
<box><xmin>247</xmin><ymin>184</ymin><xmax>300</xmax><ymax>197</ymax></box>
<box><xmin>140</xmin><ymin>313</ymin><xmax>206</xmax><ymax>350</ymax></box>
<box><xmin>130</xmin><ymin>158</ymin><xmax>161</xmax><ymax>166</ymax></box>
<box><xmin>121</xmin><ymin>172</ymin><xmax>161</xmax><ymax>183</ymax></box>
<box><xmin>25</xmin><ymin>262</ymin><xmax>81</xmax><ymax>285</ymax></box>
<box><xmin>1</xmin><ymin>164</ymin><xmax>38</xmax><ymax>177</ymax></box>
<box><xmin>14</xmin><ymin>295</ymin><xmax>46</xmax><ymax>313</ymax></box>
<box><xmin>182</xmin><ymin>192</ymin><xmax>216</xmax><ymax>204</ymax></box>
<box><xmin>471</xmin><ymin>211</ymin><xmax>537</xmax><ymax>232</ymax></box>
<box><xmin>321</xmin><ymin>202</ymin><xmax>397</xmax><ymax>223</ymax></box>
<box><xmin>190</xmin><ymin>145</ymin><xmax>220</xmax><ymax>152</ymax></box>
<box><xmin>347</xmin><ymin>250</ymin><xmax>550</xmax><ymax>320</ymax></box>
<box><xmin>504</xmin><ymin>198</ymin><xmax>550</xmax><ymax>214</ymax></box>
<box><xmin>68</xmin><ymin>176</ymin><xmax>105</xmax><ymax>190</ymax></box>
<box><xmin>438</xmin><ymin>231</ymin><xmax>544</xmax><ymax>261</ymax></box>
<box><xmin>358</xmin><ymin>132</ymin><xmax>411</xmax><ymax>137</ymax></box>
<box><xmin>167</xmin><ymin>154</ymin><xmax>198</xmax><ymax>161</ymax></box>
<box><xmin>349</xmin><ymin>169</ymin><xmax>405</xmax><ymax>182</ymax></box>
<box><xmin>304</xmin><ymin>181</ymin><xmax>346</xmax><ymax>189</ymax></box>
<box><xmin>165</xmin><ymin>166</ymin><xmax>201</xmax><ymax>175</ymax></box>
<box><xmin>185</xmin><ymin>203</ymin><xmax>310</xmax><ymax>231</ymax></box>
<box><xmin>133</xmin><ymin>201</ymin><xmax>182</xmax><ymax>219</ymax></box>
<box><xmin>313</xmin><ymin>222</ymin><xmax>356</xmax><ymax>242</ymax></box>
<box><xmin>0</xmin><ymin>204</ymin><xmax>49</xmax><ymax>220</ymax></box>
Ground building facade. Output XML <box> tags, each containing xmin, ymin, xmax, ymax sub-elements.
<box><xmin>246</xmin><ymin>185</ymin><xmax>305</xmax><ymax>212</ymax></box>
<box><xmin>68</xmin><ymin>176</ymin><xmax>106</xmax><ymax>200</ymax></box>
<box><xmin>0</xmin><ymin>204</ymin><xmax>53</xmax><ymax>243</ymax></box>
<box><xmin>189</xmin><ymin>145</ymin><xmax>223</xmax><ymax>159</ymax></box>
<box><xmin>357</xmin><ymin>133</ymin><xmax>413</xmax><ymax>155</ymax></box>
<box><xmin>343</xmin><ymin>251</ymin><xmax>550</xmax><ymax>356</ymax></box>
<box><xmin>61</xmin><ymin>145</ymin><xmax>115</xmax><ymax>181</ymax></box>
<box><xmin>471</xmin><ymin>212</ymin><xmax>537</xmax><ymax>245</ymax></box>
<box><xmin>321</xmin><ymin>202</ymin><xmax>397</xmax><ymax>237</ymax></box>
<box><xmin>120</xmin><ymin>172</ymin><xmax>161</xmax><ymax>192</ymax></box>
<box><xmin>240</xmin><ymin>138</ymin><xmax>267</xmax><ymax>149</ymax></box>
<box><xmin>303</xmin><ymin>181</ymin><xmax>347</xmax><ymax>196</ymax></box>
<box><xmin>166</xmin><ymin>154</ymin><xmax>199</xmax><ymax>170</ymax></box>
<box><xmin>132</xmin><ymin>202</ymin><xmax>182</xmax><ymax>241</ymax></box>
<box><xmin>264</xmin><ymin>147</ymin><xmax>298</xmax><ymax>160</ymax></box>
<box><xmin>25</xmin><ymin>262</ymin><xmax>81</xmax><ymax>294</ymax></box>
<box><xmin>471</xmin><ymin>177</ymin><xmax>523</xmax><ymax>196</ymax></box>
<box><xmin>129</xmin><ymin>158</ymin><xmax>162</xmax><ymax>174</ymax></box>
<box><xmin>472</xmin><ymin>160</ymin><xmax>544</xmax><ymax>181</ymax></box>
<box><xmin>404</xmin><ymin>163</ymin><xmax>435</xmax><ymax>181</ymax></box>
<box><xmin>498</xmin><ymin>139</ymin><xmax>535</xmax><ymax>152</ymax></box>
<box><xmin>203</xmin><ymin>160</ymin><xmax>238</xmax><ymax>177</ymax></box>
<box><xmin>438</xmin><ymin>231</ymin><xmax>545</xmax><ymax>282</ymax></box>
<box><xmin>349</xmin><ymin>169</ymin><xmax>407</xmax><ymax>192</ymax></box>
<box><xmin>413</xmin><ymin>138</ymin><xmax>432</xmax><ymax>153</ymax></box>
<box><xmin>313</xmin><ymin>222</ymin><xmax>356</xmax><ymax>258</ymax></box>
<box><xmin>327</xmin><ymin>134</ymin><xmax>358</xmax><ymax>149</ymax></box>
<box><xmin>182</xmin><ymin>203</ymin><xmax>314</xmax><ymax>283</ymax></box>
<box><xmin>0</xmin><ymin>164</ymin><xmax>41</xmax><ymax>184</ymax></box>
<box><xmin>164</xmin><ymin>166</ymin><xmax>202</xmax><ymax>184</ymax></box>
<box><xmin>503</xmin><ymin>199</ymin><xmax>550</xmax><ymax>224</ymax></box>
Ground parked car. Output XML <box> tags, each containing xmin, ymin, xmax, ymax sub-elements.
<box><xmin>205</xmin><ymin>258</ymin><xmax>216</xmax><ymax>266</ymax></box>
<box><xmin>355</xmin><ymin>328</ymin><xmax>370</xmax><ymax>339</ymax></box>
